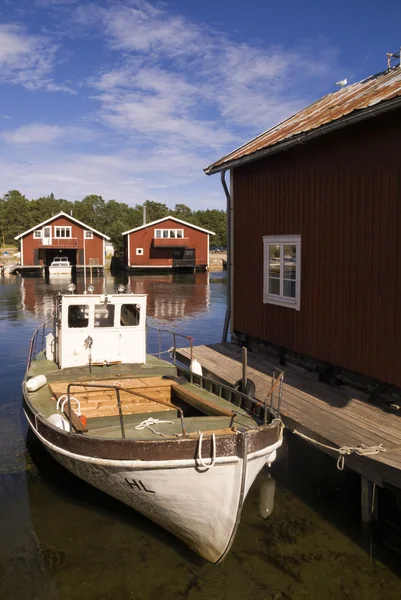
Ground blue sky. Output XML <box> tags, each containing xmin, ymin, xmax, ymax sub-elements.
<box><xmin>1</xmin><ymin>0</ymin><xmax>401</xmax><ymax>209</ymax></box>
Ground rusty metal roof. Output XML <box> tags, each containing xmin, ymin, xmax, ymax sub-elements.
<box><xmin>205</xmin><ymin>66</ymin><xmax>401</xmax><ymax>174</ymax></box>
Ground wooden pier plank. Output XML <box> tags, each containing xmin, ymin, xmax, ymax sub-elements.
<box><xmin>176</xmin><ymin>343</ymin><xmax>401</xmax><ymax>488</ymax></box>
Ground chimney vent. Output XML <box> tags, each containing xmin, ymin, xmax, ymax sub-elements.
<box><xmin>387</xmin><ymin>48</ymin><xmax>401</xmax><ymax>69</ymax></box>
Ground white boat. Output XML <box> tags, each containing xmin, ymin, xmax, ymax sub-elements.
<box><xmin>48</xmin><ymin>256</ymin><xmax>72</xmax><ymax>275</ymax></box>
<box><xmin>22</xmin><ymin>283</ymin><xmax>284</xmax><ymax>563</ymax></box>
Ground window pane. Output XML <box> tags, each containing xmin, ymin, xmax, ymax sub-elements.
<box><xmin>170</xmin><ymin>230</ymin><xmax>176</xmax><ymax>238</ymax></box>
<box><xmin>269</xmin><ymin>244</ymin><xmax>281</xmax><ymax>278</ymax></box>
<box><xmin>283</xmin><ymin>279</ymin><xmax>296</xmax><ymax>298</ymax></box>
<box><xmin>177</xmin><ymin>230</ymin><xmax>183</xmax><ymax>238</ymax></box>
<box><xmin>155</xmin><ymin>230</ymin><xmax>161</xmax><ymax>238</ymax></box>
<box><xmin>94</xmin><ymin>304</ymin><xmax>115</xmax><ymax>327</ymax></box>
<box><xmin>68</xmin><ymin>305</ymin><xmax>89</xmax><ymax>328</ymax></box>
<box><xmin>163</xmin><ymin>230</ymin><xmax>169</xmax><ymax>238</ymax></box>
<box><xmin>269</xmin><ymin>277</ymin><xmax>280</xmax><ymax>295</ymax></box>
<box><xmin>121</xmin><ymin>304</ymin><xmax>140</xmax><ymax>326</ymax></box>
<box><xmin>283</xmin><ymin>244</ymin><xmax>296</xmax><ymax>279</ymax></box>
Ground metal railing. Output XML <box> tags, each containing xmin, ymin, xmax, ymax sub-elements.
<box><xmin>146</xmin><ymin>323</ymin><xmax>193</xmax><ymax>364</ymax></box>
<box><xmin>27</xmin><ymin>318</ymin><xmax>53</xmax><ymax>372</ymax></box>
<box><xmin>175</xmin><ymin>364</ymin><xmax>284</xmax><ymax>424</ymax></box>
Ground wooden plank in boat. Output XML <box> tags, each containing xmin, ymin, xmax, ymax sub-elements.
<box><xmin>83</xmin><ymin>402</ymin><xmax>173</xmax><ymax>417</ymax></box>
<box><xmin>62</xmin><ymin>404</ymin><xmax>88</xmax><ymax>433</ymax></box>
<box><xmin>172</xmin><ymin>384</ymin><xmax>236</xmax><ymax>418</ymax></box>
<box><xmin>49</xmin><ymin>377</ymin><xmax>172</xmax><ymax>394</ymax></box>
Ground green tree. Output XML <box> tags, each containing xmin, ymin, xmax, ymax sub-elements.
<box><xmin>0</xmin><ymin>190</ymin><xmax>32</xmax><ymax>243</ymax></box>
<box><xmin>173</xmin><ymin>203</ymin><xmax>192</xmax><ymax>219</ymax></box>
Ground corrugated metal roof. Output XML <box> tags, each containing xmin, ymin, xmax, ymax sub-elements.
<box><xmin>205</xmin><ymin>66</ymin><xmax>401</xmax><ymax>174</ymax></box>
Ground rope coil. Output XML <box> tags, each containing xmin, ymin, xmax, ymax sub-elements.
<box><xmin>135</xmin><ymin>417</ymin><xmax>176</xmax><ymax>437</ymax></box>
<box><xmin>293</xmin><ymin>429</ymin><xmax>386</xmax><ymax>470</ymax></box>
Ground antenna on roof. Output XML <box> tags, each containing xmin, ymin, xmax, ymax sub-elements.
<box><xmin>387</xmin><ymin>48</ymin><xmax>401</xmax><ymax>69</ymax></box>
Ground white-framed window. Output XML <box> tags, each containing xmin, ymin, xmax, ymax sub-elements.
<box><xmin>263</xmin><ymin>235</ymin><xmax>301</xmax><ymax>310</ymax></box>
<box><xmin>33</xmin><ymin>230</ymin><xmax>42</xmax><ymax>239</ymax></box>
<box><xmin>84</xmin><ymin>230</ymin><xmax>93</xmax><ymax>239</ymax></box>
<box><xmin>136</xmin><ymin>248</ymin><xmax>143</xmax><ymax>255</ymax></box>
<box><xmin>154</xmin><ymin>228</ymin><xmax>184</xmax><ymax>239</ymax></box>
<box><xmin>54</xmin><ymin>226</ymin><xmax>72</xmax><ymax>238</ymax></box>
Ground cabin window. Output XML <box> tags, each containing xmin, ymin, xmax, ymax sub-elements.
<box><xmin>68</xmin><ymin>305</ymin><xmax>89</xmax><ymax>328</ymax></box>
<box><xmin>154</xmin><ymin>229</ymin><xmax>185</xmax><ymax>239</ymax></box>
<box><xmin>94</xmin><ymin>304</ymin><xmax>115</xmax><ymax>327</ymax></box>
<box><xmin>136</xmin><ymin>248</ymin><xmax>143</xmax><ymax>255</ymax></box>
<box><xmin>84</xmin><ymin>231</ymin><xmax>93</xmax><ymax>239</ymax></box>
<box><xmin>120</xmin><ymin>304</ymin><xmax>140</xmax><ymax>326</ymax></box>
<box><xmin>263</xmin><ymin>235</ymin><xmax>301</xmax><ymax>310</ymax></box>
<box><xmin>54</xmin><ymin>226</ymin><xmax>72</xmax><ymax>238</ymax></box>
<box><xmin>33</xmin><ymin>230</ymin><xmax>42</xmax><ymax>238</ymax></box>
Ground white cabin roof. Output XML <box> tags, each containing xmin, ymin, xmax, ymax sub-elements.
<box><xmin>15</xmin><ymin>212</ymin><xmax>110</xmax><ymax>240</ymax></box>
<box><xmin>122</xmin><ymin>216</ymin><xmax>215</xmax><ymax>236</ymax></box>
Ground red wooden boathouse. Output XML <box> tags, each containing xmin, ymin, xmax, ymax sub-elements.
<box><xmin>205</xmin><ymin>65</ymin><xmax>401</xmax><ymax>390</ymax></box>
<box><xmin>123</xmin><ymin>217</ymin><xmax>214</xmax><ymax>272</ymax></box>
<box><xmin>15</xmin><ymin>212</ymin><xmax>110</xmax><ymax>271</ymax></box>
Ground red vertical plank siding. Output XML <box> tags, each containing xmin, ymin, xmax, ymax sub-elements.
<box><xmin>127</xmin><ymin>219</ymin><xmax>209</xmax><ymax>267</ymax></box>
<box><xmin>20</xmin><ymin>216</ymin><xmax>105</xmax><ymax>266</ymax></box>
<box><xmin>232</xmin><ymin>109</ymin><xmax>401</xmax><ymax>387</ymax></box>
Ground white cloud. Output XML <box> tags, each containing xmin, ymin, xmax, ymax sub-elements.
<box><xmin>0</xmin><ymin>1</ymin><xmax>341</xmax><ymax>209</ymax></box>
<box><xmin>86</xmin><ymin>2</ymin><xmax>338</xmax><ymax>148</ymax></box>
<box><xmin>2</xmin><ymin>123</ymin><xmax>95</xmax><ymax>144</ymax></box>
<box><xmin>0</xmin><ymin>24</ymin><xmax>74</xmax><ymax>92</ymax></box>
<box><xmin>3</xmin><ymin>124</ymin><xmax>65</xmax><ymax>144</ymax></box>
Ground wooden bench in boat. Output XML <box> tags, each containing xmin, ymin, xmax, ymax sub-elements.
<box><xmin>49</xmin><ymin>376</ymin><xmax>256</xmax><ymax>430</ymax></box>
<box><xmin>49</xmin><ymin>377</ymin><xmax>175</xmax><ymax>419</ymax></box>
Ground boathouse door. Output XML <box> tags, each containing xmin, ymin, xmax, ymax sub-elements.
<box><xmin>42</xmin><ymin>226</ymin><xmax>52</xmax><ymax>246</ymax></box>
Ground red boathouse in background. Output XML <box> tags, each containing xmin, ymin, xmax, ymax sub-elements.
<box><xmin>123</xmin><ymin>217</ymin><xmax>214</xmax><ymax>272</ymax></box>
<box><xmin>15</xmin><ymin>212</ymin><xmax>110</xmax><ymax>271</ymax></box>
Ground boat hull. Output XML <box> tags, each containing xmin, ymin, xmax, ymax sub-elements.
<box><xmin>25</xmin><ymin>412</ymin><xmax>281</xmax><ymax>563</ymax></box>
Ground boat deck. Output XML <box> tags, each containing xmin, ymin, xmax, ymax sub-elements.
<box><xmin>26</xmin><ymin>354</ymin><xmax>256</xmax><ymax>439</ymax></box>
<box><xmin>176</xmin><ymin>342</ymin><xmax>401</xmax><ymax>489</ymax></box>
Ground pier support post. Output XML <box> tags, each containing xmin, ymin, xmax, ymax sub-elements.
<box><xmin>361</xmin><ymin>477</ymin><xmax>378</xmax><ymax>523</ymax></box>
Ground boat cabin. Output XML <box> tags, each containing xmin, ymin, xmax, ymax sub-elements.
<box><xmin>47</xmin><ymin>288</ymin><xmax>147</xmax><ymax>368</ymax></box>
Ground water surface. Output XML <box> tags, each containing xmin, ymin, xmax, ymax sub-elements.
<box><xmin>1</xmin><ymin>272</ymin><xmax>401</xmax><ymax>600</ymax></box>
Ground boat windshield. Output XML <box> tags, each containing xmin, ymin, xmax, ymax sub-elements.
<box><xmin>120</xmin><ymin>304</ymin><xmax>140</xmax><ymax>326</ymax></box>
<box><xmin>68</xmin><ymin>305</ymin><xmax>89</xmax><ymax>328</ymax></box>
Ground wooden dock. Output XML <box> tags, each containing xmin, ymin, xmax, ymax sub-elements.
<box><xmin>176</xmin><ymin>343</ymin><xmax>401</xmax><ymax>499</ymax></box>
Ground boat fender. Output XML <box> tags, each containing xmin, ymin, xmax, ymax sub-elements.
<box><xmin>190</xmin><ymin>359</ymin><xmax>203</xmax><ymax>376</ymax></box>
<box><xmin>234</xmin><ymin>378</ymin><xmax>256</xmax><ymax>398</ymax></box>
<box><xmin>47</xmin><ymin>413</ymin><xmax>71</xmax><ymax>432</ymax></box>
<box><xmin>258</xmin><ymin>474</ymin><xmax>276</xmax><ymax>519</ymax></box>
<box><xmin>26</xmin><ymin>375</ymin><xmax>47</xmax><ymax>392</ymax></box>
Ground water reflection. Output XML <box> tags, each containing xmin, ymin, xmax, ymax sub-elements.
<box><xmin>17</xmin><ymin>272</ymin><xmax>213</xmax><ymax>326</ymax></box>
<box><xmin>2</xmin><ymin>271</ymin><xmax>401</xmax><ymax>598</ymax></box>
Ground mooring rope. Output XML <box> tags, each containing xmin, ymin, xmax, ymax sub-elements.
<box><xmin>197</xmin><ymin>432</ymin><xmax>217</xmax><ymax>470</ymax></box>
<box><xmin>292</xmin><ymin>429</ymin><xmax>386</xmax><ymax>471</ymax></box>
